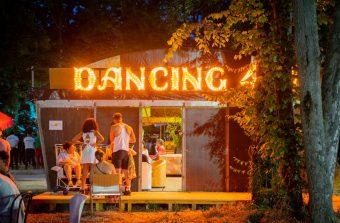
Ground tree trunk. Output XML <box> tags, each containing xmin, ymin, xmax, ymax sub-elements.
<box><xmin>293</xmin><ymin>0</ymin><xmax>326</xmax><ymax>221</ymax></box>
<box><xmin>294</xmin><ymin>0</ymin><xmax>340</xmax><ymax>222</ymax></box>
<box><xmin>322</xmin><ymin>0</ymin><xmax>340</xmax><ymax>220</ymax></box>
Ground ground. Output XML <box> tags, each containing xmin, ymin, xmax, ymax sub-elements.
<box><xmin>27</xmin><ymin>202</ymin><xmax>256</xmax><ymax>223</ymax></box>
<box><xmin>13</xmin><ymin>166</ymin><xmax>340</xmax><ymax>222</ymax></box>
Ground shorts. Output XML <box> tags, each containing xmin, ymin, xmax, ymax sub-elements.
<box><xmin>112</xmin><ymin>150</ymin><xmax>129</xmax><ymax>170</ymax></box>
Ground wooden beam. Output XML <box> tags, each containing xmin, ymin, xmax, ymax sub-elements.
<box><xmin>225</xmin><ymin>108</ymin><xmax>230</xmax><ymax>192</ymax></box>
<box><xmin>35</xmin><ymin>102</ymin><xmax>51</xmax><ymax>190</ymax></box>
<box><xmin>182</xmin><ymin>104</ymin><xmax>186</xmax><ymax>191</ymax></box>
<box><xmin>36</xmin><ymin>100</ymin><xmax>221</xmax><ymax>108</ymax></box>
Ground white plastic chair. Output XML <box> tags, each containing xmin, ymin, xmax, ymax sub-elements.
<box><xmin>141</xmin><ymin>162</ymin><xmax>152</xmax><ymax>191</ymax></box>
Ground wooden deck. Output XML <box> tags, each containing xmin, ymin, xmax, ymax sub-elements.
<box><xmin>32</xmin><ymin>192</ymin><xmax>252</xmax><ymax>212</ymax></box>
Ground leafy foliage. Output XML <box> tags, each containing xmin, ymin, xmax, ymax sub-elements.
<box><xmin>165</xmin><ymin>0</ymin><xmax>313</xmax><ymax>218</ymax></box>
<box><xmin>0</xmin><ymin>0</ymin><xmax>228</xmax><ymax>126</ymax></box>
<box><xmin>165</xmin><ymin>123</ymin><xmax>182</xmax><ymax>153</ymax></box>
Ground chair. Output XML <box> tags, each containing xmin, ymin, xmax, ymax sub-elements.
<box><xmin>141</xmin><ymin>162</ymin><xmax>152</xmax><ymax>191</ymax></box>
<box><xmin>9</xmin><ymin>191</ymin><xmax>33</xmax><ymax>223</ymax></box>
<box><xmin>51</xmin><ymin>144</ymin><xmax>82</xmax><ymax>194</ymax></box>
<box><xmin>151</xmin><ymin>159</ymin><xmax>166</xmax><ymax>188</ymax></box>
<box><xmin>90</xmin><ymin>173</ymin><xmax>121</xmax><ymax>215</ymax></box>
<box><xmin>69</xmin><ymin>194</ymin><xmax>87</xmax><ymax>223</ymax></box>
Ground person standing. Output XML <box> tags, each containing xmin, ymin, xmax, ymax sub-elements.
<box><xmin>110</xmin><ymin>113</ymin><xmax>136</xmax><ymax>195</ymax></box>
<box><xmin>17</xmin><ymin>135</ymin><xmax>25</xmax><ymax>168</ymax></box>
<box><xmin>72</xmin><ymin>118</ymin><xmax>104</xmax><ymax>192</ymax></box>
<box><xmin>23</xmin><ymin>131</ymin><xmax>35</xmax><ymax>169</ymax></box>
<box><xmin>6</xmin><ymin>132</ymin><xmax>19</xmax><ymax>169</ymax></box>
<box><xmin>34</xmin><ymin>134</ymin><xmax>43</xmax><ymax>168</ymax></box>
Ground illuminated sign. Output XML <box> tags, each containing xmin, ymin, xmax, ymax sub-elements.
<box><xmin>74</xmin><ymin>67</ymin><xmax>227</xmax><ymax>91</ymax></box>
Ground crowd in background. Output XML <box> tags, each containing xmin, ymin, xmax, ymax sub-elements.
<box><xmin>0</xmin><ymin>129</ymin><xmax>43</xmax><ymax>170</ymax></box>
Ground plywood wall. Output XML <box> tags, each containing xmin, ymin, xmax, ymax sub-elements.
<box><xmin>228</xmin><ymin>108</ymin><xmax>251</xmax><ymax>192</ymax></box>
<box><xmin>185</xmin><ymin>108</ymin><xmax>226</xmax><ymax>191</ymax></box>
<box><xmin>40</xmin><ymin>107</ymin><xmax>94</xmax><ymax>189</ymax></box>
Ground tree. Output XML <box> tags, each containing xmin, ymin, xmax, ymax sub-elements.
<box><xmin>293</xmin><ymin>0</ymin><xmax>340</xmax><ymax>222</ymax></box>
<box><xmin>1</xmin><ymin>0</ymin><xmax>224</xmax><ymax>115</ymax></box>
<box><xmin>0</xmin><ymin>0</ymin><xmax>51</xmax><ymax>115</ymax></box>
<box><xmin>165</xmin><ymin>0</ymin><xmax>337</xmax><ymax>220</ymax></box>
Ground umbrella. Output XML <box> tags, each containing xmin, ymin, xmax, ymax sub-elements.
<box><xmin>0</xmin><ymin>112</ymin><xmax>14</xmax><ymax>130</ymax></box>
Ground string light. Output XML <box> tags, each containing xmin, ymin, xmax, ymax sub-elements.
<box><xmin>149</xmin><ymin>67</ymin><xmax>168</xmax><ymax>91</ymax></box>
<box><xmin>74</xmin><ymin>67</ymin><xmax>96</xmax><ymax>91</ymax></box>
<box><xmin>182</xmin><ymin>67</ymin><xmax>202</xmax><ymax>91</ymax></box>
<box><xmin>205</xmin><ymin>67</ymin><xmax>227</xmax><ymax>91</ymax></box>
<box><xmin>126</xmin><ymin>67</ymin><xmax>145</xmax><ymax>90</ymax></box>
<box><xmin>171</xmin><ymin>67</ymin><xmax>180</xmax><ymax>91</ymax></box>
<box><xmin>97</xmin><ymin>67</ymin><xmax>122</xmax><ymax>90</ymax></box>
<box><xmin>240</xmin><ymin>63</ymin><xmax>257</xmax><ymax>85</ymax></box>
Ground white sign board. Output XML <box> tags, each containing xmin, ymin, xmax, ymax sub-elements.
<box><xmin>49</xmin><ymin>120</ymin><xmax>63</xmax><ymax>130</ymax></box>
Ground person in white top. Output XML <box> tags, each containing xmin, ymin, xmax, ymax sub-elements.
<box><xmin>110</xmin><ymin>113</ymin><xmax>136</xmax><ymax>195</ymax></box>
<box><xmin>72</xmin><ymin>118</ymin><xmax>104</xmax><ymax>192</ymax></box>
<box><xmin>6</xmin><ymin>132</ymin><xmax>19</xmax><ymax>169</ymax></box>
<box><xmin>142</xmin><ymin>141</ymin><xmax>152</xmax><ymax>163</ymax></box>
<box><xmin>23</xmin><ymin>131</ymin><xmax>35</xmax><ymax>169</ymax></box>
<box><xmin>57</xmin><ymin>141</ymin><xmax>82</xmax><ymax>187</ymax></box>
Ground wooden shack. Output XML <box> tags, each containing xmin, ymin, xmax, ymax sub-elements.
<box><xmin>36</xmin><ymin>49</ymin><xmax>252</xmax><ymax>192</ymax></box>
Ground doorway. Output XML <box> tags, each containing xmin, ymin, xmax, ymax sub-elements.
<box><xmin>141</xmin><ymin>107</ymin><xmax>183</xmax><ymax>191</ymax></box>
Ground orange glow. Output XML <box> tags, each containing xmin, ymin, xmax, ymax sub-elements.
<box><xmin>74</xmin><ymin>67</ymin><xmax>96</xmax><ymax>91</ymax></box>
<box><xmin>182</xmin><ymin>67</ymin><xmax>202</xmax><ymax>91</ymax></box>
<box><xmin>126</xmin><ymin>67</ymin><xmax>145</xmax><ymax>90</ymax></box>
<box><xmin>73</xmin><ymin>66</ymin><xmax>231</xmax><ymax>91</ymax></box>
<box><xmin>171</xmin><ymin>67</ymin><xmax>180</xmax><ymax>91</ymax></box>
<box><xmin>97</xmin><ymin>67</ymin><xmax>122</xmax><ymax>90</ymax></box>
<box><xmin>149</xmin><ymin>67</ymin><xmax>168</xmax><ymax>91</ymax></box>
<box><xmin>205</xmin><ymin>67</ymin><xmax>227</xmax><ymax>91</ymax></box>
<box><xmin>240</xmin><ymin>64</ymin><xmax>257</xmax><ymax>85</ymax></box>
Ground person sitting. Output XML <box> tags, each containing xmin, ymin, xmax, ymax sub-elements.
<box><xmin>93</xmin><ymin>149</ymin><xmax>116</xmax><ymax>175</ymax></box>
<box><xmin>92</xmin><ymin>149</ymin><xmax>118</xmax><ymax>203</ymax></box>
<box><xmin>0</xmin><ymin>151</ymin><xmax>24</xmax><ymax>223</ymax></box>
<box><xmin>142</xmin><ymin>141</ymin><xmax>152</xmax><ymax>163</ymax></box>
<box><xmin>156</xmin><ymin>139</ymin><xmax>166</xmax><ymax>155</ymax></box>
<box><xmin>57</xmin><ymin>141</ymin><xmax>81</xmax><ymax>187</ymax></box>
<box><xmin>150</xmin><ymin>139</ymin><xmax>166</xmax><ymax>160</ymax></box>
<box><xmin>0</xmin><ymin>151</ymin><xmax>15</xmax><ymax>183</ymax></box>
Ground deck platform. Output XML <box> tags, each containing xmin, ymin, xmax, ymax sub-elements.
<box><xmin>32</xmin><ymin>192</ymin><xmax>252</xmax><ymax>212</ymax></box>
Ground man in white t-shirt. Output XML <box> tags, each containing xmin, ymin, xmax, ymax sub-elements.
<box><xmin>6</xmin><ymin>132</ymin><xmax>19</xmax><ymax>169</ymax></box>
<box><xmin>23</xmin><ymin>131</ymin><xmax>35</xmax><ymax>169</ymax></box>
